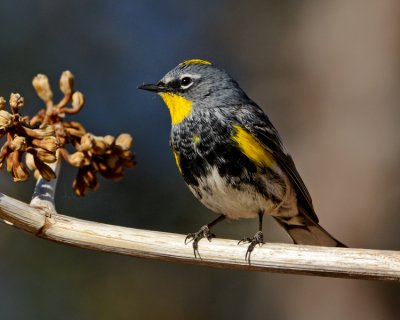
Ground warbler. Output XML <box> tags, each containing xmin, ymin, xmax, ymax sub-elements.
<box><xmin>139</xmin><ymin>59</ymin><xmax>346</xmax><ymax>261</ymax></box>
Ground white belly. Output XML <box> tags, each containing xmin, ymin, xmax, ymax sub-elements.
<box><xmin>189</xmin><ymin>167</ymin><xmax>298</xmax><ymax>220</ymax></box>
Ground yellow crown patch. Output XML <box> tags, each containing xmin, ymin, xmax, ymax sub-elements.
<box><xmin>180</xmin><ymin>59</ymin><xmax>212</xmax><ymax>67</ymax></box>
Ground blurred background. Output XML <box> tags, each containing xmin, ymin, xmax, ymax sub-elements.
<box><xmin>1</xmin><ymin>0</ymin><xmax>400</xmax><ymax>319</ymax></box>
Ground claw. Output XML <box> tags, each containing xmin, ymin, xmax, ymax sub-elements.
<box><xmin>184</xmin><ymin>233</ymin><xmax>195</xmax><ymax>245</ymax></box>
<box><xmin>237</xmin><ymin>237</ymin><xmax>252</xmax><ymax>245</ymax></box>
<box><xmin>238</xmin><ymin>231</ymin><xmax>264</xmax><ymax>264</ymax></box>
<box><xmin>184</xmin><ymin>225</ymin><xmax>215</xmax><ymax>258</ymax></box>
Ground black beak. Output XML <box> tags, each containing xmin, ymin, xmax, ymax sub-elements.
<box><xmin>138</xmin><ymin>83</ymin><xmax>170</xmax><ymax>93</ymax></box>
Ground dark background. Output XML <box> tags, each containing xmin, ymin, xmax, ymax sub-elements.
<box><xmin>1</xmin><ymin>1</ymin><xmax>399</xmax><ymax>319</ymax></box>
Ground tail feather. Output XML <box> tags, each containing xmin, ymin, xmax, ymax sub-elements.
<box><xmin>274</xmin><ymin>213</ymin><xmax>347</xmax><ymax>248</ymax></box>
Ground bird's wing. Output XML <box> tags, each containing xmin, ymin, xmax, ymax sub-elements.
<box><xmin>231</xmin><ymin>104</ymin><xmax>319</xmax><ymax>223</ymax></box>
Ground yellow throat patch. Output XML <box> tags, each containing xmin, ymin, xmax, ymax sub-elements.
<box><xmin>232</xmin><ymin>125</ymin><xmax>275</xmax><ymax>168</ymax></box>
<box><xmin>160</xmin><ymin>93</ymin><xmax>192</xmax><ymax>125</ymax></box>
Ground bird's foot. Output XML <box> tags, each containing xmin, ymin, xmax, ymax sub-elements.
<box><xmin>185</xmin><ymin>225</ymin><xmax>215</xmax><ymax>258</ymax></box>
<box><xmin>238</xmin><ymin>231</ymin><xmax>264</xmax><ymax>263</ymax></box>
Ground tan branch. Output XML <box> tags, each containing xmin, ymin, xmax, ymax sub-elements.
<box><xmin>0</xmin><ymin>191</ymin><xmax>399</xmax><ymax>281</ymax></box>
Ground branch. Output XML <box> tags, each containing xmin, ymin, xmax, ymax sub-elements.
<box><xmin>0</xmin><ymin>191</ymin><xmax>399</xmax><ymax>281</ymax></box>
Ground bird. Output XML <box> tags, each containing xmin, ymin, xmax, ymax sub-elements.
<box><xmin>139</xmin><ymin>59</ymin><xmax>346</xmax><ymax>261</ymax></box>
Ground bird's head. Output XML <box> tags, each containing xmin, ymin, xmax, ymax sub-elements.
<box><xmin>139</xmin><ymin>59</ymin><xmax>248</xmax><ymax>125</ymax></box>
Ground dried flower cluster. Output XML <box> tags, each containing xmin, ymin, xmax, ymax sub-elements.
<box><xmin>0</xmin><ymin>71</ymin><xmax>135</xmax><ymax>196</ymax></box>
<box><xmin>0</xmin><ymin>94</ymin><xmax>57</xmax><ymax>181</ymax></box>
<box><xmin>60</xmin><ymin>133</ymin><xmax>134</xmax><ymax>196</ymax></box>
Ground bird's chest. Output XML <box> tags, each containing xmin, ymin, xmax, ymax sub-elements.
<box><xmin>169</xmin><ymin>120</ymin><xmax>282</xmax><ymax>219</ymax></box>
<box><xmin>170</xmin><ymin>120</ymin><xmax>219</xmax><ymax>186</ymax></box>
<box><xmin>170</xmin><ymin>113</ymin><xmax>228</xmax><ymax>169</ymax></box>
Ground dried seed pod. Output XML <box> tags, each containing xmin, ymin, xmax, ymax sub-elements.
<box><xmin>120</xmin><ymin>157</ymin><xmax>136</xmax><ymax>168</ymax></box>
<box><xmin>64</xmin><ymin>127</ymin><xmax>85</xmax><ymax>138</ymax></box>
<box><xmin>120</xmin><ymin>150</ymin><xmax>134</xmax><ymax>160</ymax></box>
<box><xmin>33</xmin><ymin>157</ymin><xmax>56</xmax><ymax>181</ymax></box>
<box><xmin>32</xmin><ymin>74</ymin><xmax>53</xmax><ymax>102</ymax></box>
<box><xmin>9</xmin><ymin>93</ymin><xmax>24</xmax><ymax>110</ymax></box>
<box><xmin>73</xmin><ymin>167</ymin><xmax>99</xmax><ymax>197</ymax></box>
<box><xmin>0</xmin><ymin>97</ymin><xmax>6</xmax><ymax>110</ymax></box>
<box><xmin>105</xmin><ymin>154</ymin><xmax>119</xmax><ymax>170</ymax></box>
<box><xmin>10</xmin><ymin>136</ymin><xmax>27</xmax><ymax>151</ymax></box>
<box><xmin>80</xmin><ymin>133</ymin><xmax>93</xmax><ymax>151</ymax></box>
<box><xmin>6</xmin><ymin>151</ymin><xmax>14</xmax><ymax>172</ymax></box>
<box><xmin>63</xmin><ymin>122</ymin><xmax>87</xmax><ymax>139</ymax></box>
<box><xmin>104</xmin><ymin>135</ymin><xmax>115</xmax><ymax>146</ymax></box>
<box><xmin>29</xmin><ymin>114</ymin><xmax>44</xmax><ymax>126</ymax></box>
<box><xmin>73</xmin><ymin>171</ymin><xmax>87</xmax><ymax>197</ymax></box>
<box><xmin>12</xmin><ymin>162</ymin><xmax>30</xmax><ymax>182</ymax></box>
<box><xmin>32</xmin><ymin>136</ymin><xmax>58</xmax><ymax>153</ymax></box>
<box><xmin>59</xmin><ymin>71</ymin><xmax>75</xmax><ymax>96</ymax></box>
<box><xmin>21</xmin><ymin>125</ymin><xmax>55</xmax><ymax>139</ymax></box>
<box><xmin>92</xmin><ymin>136</ymin><xmax>108</xmax><ymax>154</ymax></box>
<box><xmin>0</xmin><ymin>110</ymin><xmax>13</xmax><ymax>130</ymax></box>
<box><xmin>82</xmin><ymin>168</ymin><xmax>97</xmax><ymax>187</ymax></box>
<box><xmin>64</xmin><ymin>91</ymin><xmax>85</xmax><ymax>114</ymax></box>
<box><xmin>33</xmin><ymin>148</ymin><xmax>57</xmax><ymax>163</ymax></box>
<box><xmin>68</xmin><ymin>151</ymin><xmax>86</xmax><ymax>167</ymax></box>
<box><xmin>9</xmin><ymin>93</ymin><xmax>24</xmax><ymax>109</ymax></box>
<box><xmin>25</xmin><ymin>153</ymin><xmax>36</xmax><ymax>171</ymax></box>
<box><xmin>66</xmin><ymin>121</ymin><xmax>86</xmax><ymax>130</ymax></box>
<box><xmin>115</xmin><ymin>133</ymin><xmax>133</xmax><ymax>151</ymax></box>
<box><xmin>11</xmin><ymin>151</ymin><xmax>29</xmax><ymax>182</ymax></box>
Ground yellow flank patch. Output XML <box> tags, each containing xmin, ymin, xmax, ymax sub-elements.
<box><xmin>232</xmin><ymin>125</ymin><xmax>275</xmax><ymax>168</ymax></box>
<box><xmin>193</xmin><ymin>134</ymin><xmax>200</xmax><ymax>145</ymax></box>
<box><xmin>180</xmin><ymin>59</ymin><xmax>212</xmax><ymax>66</ymax></box>
<box><xmin>172</xmin><ymin>150</ymin><xmax>182</xmax><ymax>174</ymax></box>
<box><xmin>160</xmin><ymin>93</ymin><xmax>193</xmax><ymax>125</ymax></box>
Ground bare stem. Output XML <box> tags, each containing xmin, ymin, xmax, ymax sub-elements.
<box><xmin>30</xmin><ymin>154</ymin><xmax>61</xmax><ymax>213</ymax></box>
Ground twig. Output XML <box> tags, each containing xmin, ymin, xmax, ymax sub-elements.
<box><xmin>0</xmin><ymin>191</ymin><xmax>399</xmax><ymax>281</ymax></box>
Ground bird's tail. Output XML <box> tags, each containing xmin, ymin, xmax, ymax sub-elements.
<box><xmin>274</xmin><ymin>210</ymin><xmax>347</xmax><ymax>248</ymax></box>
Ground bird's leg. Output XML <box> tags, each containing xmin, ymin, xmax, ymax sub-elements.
<box><xmin>185</xmin><ymin>214</ymin><xmax>226</xmax><ymax>258</ymax></box>
<box><xmin>238</xmin><ymin>211</ymin><xmax>264</xmax><ymax>263</ymax></box>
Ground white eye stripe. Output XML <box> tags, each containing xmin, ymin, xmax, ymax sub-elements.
<box><xmin>180</xmin><ymin>73</ymin><xmax>200</xmax><ymax>80</ymax></box>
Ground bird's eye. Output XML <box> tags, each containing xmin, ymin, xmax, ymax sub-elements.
<box><xmin>180</xmin><ymin>77</ymin><xmax>193</xmax><ymax>89</ymax></box>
